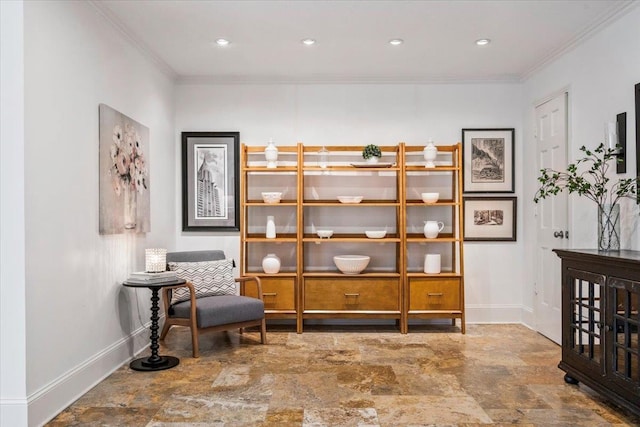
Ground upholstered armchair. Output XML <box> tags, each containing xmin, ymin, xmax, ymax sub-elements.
<box><xmin>159</xmin><ymin>250</ymin><xmax>266</xmax><ymax>357</ymax></box>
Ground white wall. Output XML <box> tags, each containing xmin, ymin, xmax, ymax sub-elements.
<box><xmin>521</xmin><ymin>6</ymin><xmax>640</xmax><ymax>320</ymax></box>
<box><xmin>175</xmin><ymin>82</ymin><xmax>525</xmax><ymax>323</ymax></box>
<box><xmin>21</xmin><ymin>2</ymin><xmax>176</xmax><ymax>425</ymax></box>
<box><xmin>1</xmin><ymin>1</ymin><xmax>28</xmax><ymax>426</ymax></box>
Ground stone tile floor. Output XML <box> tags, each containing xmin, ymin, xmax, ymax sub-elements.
<box><xmin>47</xmin><ymin>324</ymin><xmax>640</xmax><ymax>426</ymax></box>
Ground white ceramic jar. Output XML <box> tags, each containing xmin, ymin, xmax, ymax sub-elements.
<box><xmin>262</xmin><ymin>253</ymin><xmax>281</xmax><ymax>274</ymax></box>
<box><xmin>424</xmin><ymin>253</ymin><xmax>441</xmax><ymax>274</ymax></box>
<box><xmin>423</xmin><ymin>140</ymin><xmax>437</xmax><ymax>168</ymax></box>
<box><xmin>264</xmin><ymin>138</ymin><xmax>278</xmax><ymax>168</ymax></box>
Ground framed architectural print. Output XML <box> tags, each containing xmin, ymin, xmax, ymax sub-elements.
<box><xmin>462</xmin><ymin>128</ymin><xmax>515</xmax><ymax>193</ymax></box>
<box><xmin>463</xmin><ymin>197</ymin><xmax>517</xmax><ymax>241</ymax></box>
<box><xmin>182</xmin><ymin>132</ymin><xmax>240</xmax><ymax>231</ymax></box>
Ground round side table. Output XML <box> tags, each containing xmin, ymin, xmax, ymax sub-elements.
<box><xmin>122</xmin><ymin>278</ymin><xmax>186</xmax><ymax>371</ymax></box>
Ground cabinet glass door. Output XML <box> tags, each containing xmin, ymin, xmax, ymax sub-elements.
<box><xmin>568</xmin><ymin>270</ymin><xmax>605</xmax><ymax>366</ymax></box>
<box><xmin>609</xmin><ymin>277</ymin><xmax>639</xmax><ymax>385</ymax></box>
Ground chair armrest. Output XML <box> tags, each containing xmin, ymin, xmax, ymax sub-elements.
<box><xmin>161</xmin><ymin>282</ymin><xmax>196</xmax><ymax>317</ymax></box>
<box><xmin>235</xmin><ymin>276</ymin><xmax>263</xmax><ymax>300</ymax></box>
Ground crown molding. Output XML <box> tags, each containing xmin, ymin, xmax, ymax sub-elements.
<box><xmin>87</xmin><ymin>1</ymin><xmax>177</xmax><ymax>81</ymax></box>
<box><xmin>521</xmin><ymin>0</ymin><xmax>639</xmax><ymax>80</ymax></box>
<box><xmin>176</xmin><ymin>74</ymin><xmax>522</xmax><ymax>85</ymax></box>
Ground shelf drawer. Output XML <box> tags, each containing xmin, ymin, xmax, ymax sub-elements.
<box><xmin>304</xmin><ymin>278</ymin><xmax>399</xmax><ymax>311</ymax></box>
<box><xmin>409</xmin><ymin>277</ymin><xmax>461</xmax><ymax>311</ymax></box>
<box><xmin>245</xmin><ymin>277</ymin><xmax>295</xmax><ymax>310</ymax></box>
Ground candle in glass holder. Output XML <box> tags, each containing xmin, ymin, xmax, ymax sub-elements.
<box><xmin>145</xmin><ymin>248</ymin><xmax>167</xmax><ymax>272</ymax></box>
<box><xmin>604</xmin><ymin>122</ymin><xmax>618</xmax><ymax>150</ymax></box>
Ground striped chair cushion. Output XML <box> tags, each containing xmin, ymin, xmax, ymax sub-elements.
<box><xmin>167</xmin><ymin>259</ymin><xmax>237</xmax><ymax>305</ymax></box>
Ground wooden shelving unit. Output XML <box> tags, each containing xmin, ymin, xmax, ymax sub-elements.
<box><xmin>403</xmin><ymin>144</ymin><xmax>465</xmax><ymax>333</ymax></box>
<box><xmin>240</xmin><ymin>144</ymin><xmax>301</xmax><ymax>321</ymax></box>
<box><xmin>240</xmin><ymin>142</ymin><xmax>464</xmax><ymax>333</ymax></box>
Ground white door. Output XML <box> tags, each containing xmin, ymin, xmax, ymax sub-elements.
<box><xmin>535</xmin><ymin>92</ymin><xmax>568</xmax><ymax>344</ymax></box>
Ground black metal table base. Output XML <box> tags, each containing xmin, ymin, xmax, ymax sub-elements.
<box><xmin>130</xmin><ymin>355</ymin><xmax>179</xmax><ymax>371</ymax></box>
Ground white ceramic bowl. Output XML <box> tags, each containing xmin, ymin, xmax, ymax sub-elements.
<box><xmin>333</xmin><ymin>255</ymin><xmax>371</xmax><ymax>274</ymax></box>
<box><xmin>365</xmin><ymin>230</ymin><xmax>386</xmax><ymax>239</ymax></box>
<box><xmin>421</xmin><ymin>192</ymin><xmax>439</xmax><ymax>204</ymax></box>
<box><xmin>262</xmin><ymin>192</ymin><xmax>283</xmax><ymax>204</ymax></box>
<box><xmin>337</xmin><ymin>196</ymin><xmax>363</xmax><ymax>204</ymax></box>
<box><xmin>316</xmin><ymin>229</ymin><xmax>334</xmax><ymax>238</ymax></box>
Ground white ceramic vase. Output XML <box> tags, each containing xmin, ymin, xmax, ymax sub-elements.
<box><xmin>123</xmin><ymin>185</ymin><xmax>137</xmax><ymax>229</ymax></box>
<box><xmin>262</xmin><ymin>253</ymin><xmax>281</xmax><ymax>274</ymax></box>
<box><xmin>423</xmin><ymin>220</ymin><xmax>444</xmax><ymax>238</ymax></box>
<box><xmin>423</xmin><ymin>140</ymin><xmax>437</xmax><ymax>168</ymax></box>
<box><xmin>266</xmin><ymin>215</ymin><xmax>276</xmax><ymax>238</ymax></box>
<box><xmin>265</xmin><ymin>138</ymin><xmax>278</xmax><ymax>168</ymax></box>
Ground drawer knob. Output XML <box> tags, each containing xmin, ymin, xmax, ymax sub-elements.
<box><xmin>344</xmin><ymin>293</ymin><xmax>360</xmax><ymax>297</ymax></box>
<box><xmin>427</xmin><ymin>292</ymin><xmax>444</xmax><ymax>297</ymax></box>
<box><xmin>263</xmin><ymin>292</ymin><xmax>277</xmax><ymax>297</ymax></box>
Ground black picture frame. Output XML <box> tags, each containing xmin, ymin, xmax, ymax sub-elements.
<box><xmin>462</xmin><ymin>128</ymin><xmax>515</xmax><ymax>193</ymax></box>
<box><xmin>181</xmin><ymin>132</ymin><xmax>240</xmax><ymax>231</ymax></box>
<box><xmin>463</xmin><ymin>196</ymin><xmax>517</xmax><ymax>241</ymax></box>
<box><xmin>615</xmin><ymin>112</ymin><xmax>627</xmax><ymax>174</ymax></box>
<box><xmin>635</xmin><ymin>82</ymin><xmax>640</xmax><ymax>203</ymax></box>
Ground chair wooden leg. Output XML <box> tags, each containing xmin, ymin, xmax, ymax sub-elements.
<box><xmin>190</xmin><ymin>317</ymin><xmax>200</xmax><ymax>358</ymax></box>
<box><xmin>160</xmin><ymin>322</ymin><xmax>171</xmax><ymax>340</ymax></box>
<box><xmin>260</xmin><ymin>318</ymin><xmax>267</xmax><ymax>344</ymax></box>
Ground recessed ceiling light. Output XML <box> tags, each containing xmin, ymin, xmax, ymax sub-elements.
<box><xmin>475</xmin><ymin>38</ymin><xmax>491</xmax><ymax>46</ymax></box>
<box><xmin>215</xmin><ymin>38</ymin><xmax>230</xmax><ymax>46</ymax></box>
<box><xmin>302</xmin><ymin>38</ymin><xmax>316</xmax><ymax>46</ymax></box>
<box><xmin>389</xmin><ymin>39</ymin><xmax>404</xmax><ymax>46</ymax></box>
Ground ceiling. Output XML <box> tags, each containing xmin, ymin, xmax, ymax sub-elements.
<box><xmin>94</xmin><ymin>0</ymin><xmax>636</xmax><ymax>83</ymax></box>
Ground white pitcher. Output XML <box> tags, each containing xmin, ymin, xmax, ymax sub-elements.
<box><xmin>423</xmin><ymin>220</ymin><xmax>444</xmax><ymax>238</ymax></box>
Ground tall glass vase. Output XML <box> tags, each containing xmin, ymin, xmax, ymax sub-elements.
<box><xmin>598</xmin><ymin>204</ymin><xmax>620</xmax><ymax>251</ymax></box>
<box><xmin>123</xmin><ymin>185</ymin><xmax>137</xmax><ymax>229</ymax></box>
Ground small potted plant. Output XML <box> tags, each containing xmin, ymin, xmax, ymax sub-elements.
<box><xmin>362</xmin><ymin>144</ymin><xmax>382</xmax><ymax>164</ymax></box>
<box><xmin>534</xmin><ymin>143</ymin><xmax>638</xmax><ymax>251</ymax></box>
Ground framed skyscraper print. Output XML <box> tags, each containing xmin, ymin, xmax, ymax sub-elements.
<box><xmin>182</xmin><ymin>132</ymin><xmax>240</xmax><ymax>231</ymax></box>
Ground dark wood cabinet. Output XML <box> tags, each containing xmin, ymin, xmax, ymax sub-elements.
<box><xmin>554</xmin><ymin>249</ymin><xmax>639</xmax><ymax>416</ymax></box>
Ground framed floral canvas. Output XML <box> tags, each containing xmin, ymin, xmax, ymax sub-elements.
<box><xmin>99</xmin><ymin>104</ymin><xmax>150</xmax><ymax>234</ymax></box>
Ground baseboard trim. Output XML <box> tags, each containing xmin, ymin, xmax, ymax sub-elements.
<box><xmin>0</xmin><ymin>399</ymin><xmax>29</xmax><ymax>427</ymax></box>
<box><xmin>28</xmin><ymin>324</ymin><xmax>150</xmax><ymax>427</ymax></box>
<box><xmin>265</xmin><ymin>305</ymin><xmax>525</xmax><ymax>326</ymax></box>
<box><xmin>465</xmin><ymin>304</ymin><xmax>523</xmax><ymax>323</ymax></box>
<box><xmin>521</xmin><ymin>305</ymin><xmax>535</xmax><ymax>329</ymax></box>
